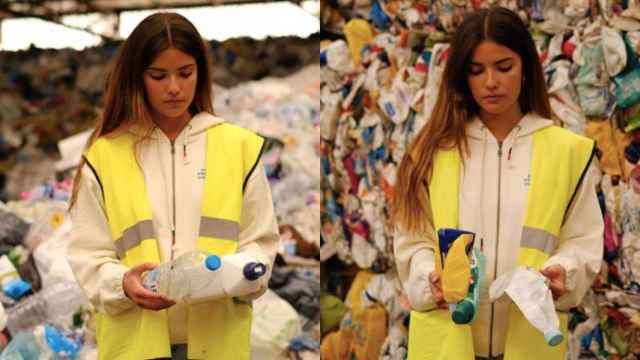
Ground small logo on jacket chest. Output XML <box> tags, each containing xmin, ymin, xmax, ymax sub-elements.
<box><xmin>524</xmin><ymin>174</ymin><xmax>531</xmax><ymax>187</ymax></box>
<box><xmin>197</xmin><ymin>168</ymin><xmax>206</xmax><ymax>179</ymax></box>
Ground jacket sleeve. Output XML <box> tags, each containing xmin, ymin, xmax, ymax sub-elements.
<box><xmin>235</xmin><ymin>160</ymin><xmax>280</xmax><ymax>301</ymax></box>
<box><xmin>67</xmin><ymin>165</ymin><xmax>135</xmax><ymax>315</ymax></box>
<box><xmin>393</xmin><ymin>194</ymin><xmax>439</xmax><ymax>312</ymax></box>
<box><xmin>543</xmin><ymin>159</ymin><xmax>604</xmax><ymax>310</ymax></box>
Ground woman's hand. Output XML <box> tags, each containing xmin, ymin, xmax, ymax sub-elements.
<box><xmin>428</xmin><ymin>271</ymin><xmax>448</xmax><ymax>309</ymax></box>
<box><xmin>123</xmin><ymin>263</ymin><xmax>176</xmax><ymax>311</ymax></box>
<box><xmin>540</xmin><ymin>265</ymin><xmax>567</xmax><ymax>300</ymax></box>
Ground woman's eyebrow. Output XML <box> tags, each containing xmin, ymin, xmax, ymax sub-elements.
<box><xmin>494</xmin><ymin>57</ymin><xmax>513</xmax><ymax>64</ymax></box>
<box><xmin>470</xmin><ymin>57</ymin><xmax>513</xmax><ymax>66</ymax></box>
<box><xmin>147</xmin><ymin>63</ymin><xmax>196</xmax><ymax>71</ymax></box>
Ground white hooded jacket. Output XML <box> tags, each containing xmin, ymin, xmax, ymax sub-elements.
<box><xmin>67</xmin><ymin>112</ymin><xmax>280</xmax><ymax>344</ymax></box>
<box><xmin>394</xmin><ymin>112</ymin><xmax>604</xmax><ymax>356</ymax></box>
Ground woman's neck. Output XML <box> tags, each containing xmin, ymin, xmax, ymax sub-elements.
<box><xmin>153</xmin><ymin>112</ymin><xmax>191</xmax><ymax>142</ymax></box>
<box><xmin>479</xmin><ymin>107</ymin><xmax>524</xmax><ymax>142</ymax></box>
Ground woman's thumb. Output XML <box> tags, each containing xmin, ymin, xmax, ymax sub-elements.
<box><xmin>132</xmin><ymin>262</ymin><xmax>157</xmax><ymax>275</ymax></box>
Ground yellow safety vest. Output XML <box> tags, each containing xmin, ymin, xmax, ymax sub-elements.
<box><xmin>407</xmin><ymin>126</ymin><xmax>595</xmax><ymax>360</ymax></box>
<box><xmin>84</xmin><ymin>123</ymin><xmax>265</xmax><ymax>360</ymax></box>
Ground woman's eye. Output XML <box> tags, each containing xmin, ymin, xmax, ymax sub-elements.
<box><xmin>180</xmin><ymin>72</ymin><xmax>193</xmax><ymax>78</ymax></box>
<box><xmin>469</xmin><ymin>68</ymin><xmax>483</xmax><ymax>75</ymax></box>
<box><xmin>150</xmin><ymin>74</ymin><xmax>165</xmax><ymax>80</ymax></box>
<box><xmin>498</xmin><ymin>66</ymin><xmax>512</xmax><ymax>72</ymax></box>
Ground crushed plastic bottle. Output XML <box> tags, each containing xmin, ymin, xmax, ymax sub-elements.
<box><xmin>489</xmin><ymin>267</ymin><xmax>564</xmax><ymax>346</ymax></box>
<box><xmin>143</xmin><ymin>252</ymin><xmax>268</xmax><ymax>304</ymax></box>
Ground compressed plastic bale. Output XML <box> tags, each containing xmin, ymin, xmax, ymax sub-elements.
<box><xmin>586</xmin><ymin>121</ymin><xmax>632</xmax><ymax>178</ymax></box>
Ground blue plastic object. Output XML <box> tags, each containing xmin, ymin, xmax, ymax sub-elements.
<box><xmin>4</xmin><ymin>279</ymin><xmax>32</xmax><ymax>300</ymax></box>
<box><xmin>205</xmin><ymin>255</ymin><xmax>222</xmax><ymax>271</ymax></box>
<box><xmin>45</xmin><ymin>324</ymin><xmax>83</xmax><ymax>359</ymax></box>
<box><xmin>369</xmin><ymin>0</ymin><xmax>391</xmax><ymax>30</ymax></box>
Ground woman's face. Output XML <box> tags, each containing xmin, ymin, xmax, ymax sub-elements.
<box><xmin>143</xmin><ymin>47</ymin><xmax>198</xmax><ymax>121</ymax></box>
<box><xmin>467</xmin><ymin>40</ymin><xmax>523</xmax><ymax>118</ymax></box>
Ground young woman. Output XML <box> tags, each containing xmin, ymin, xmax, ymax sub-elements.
<box><xmin>393</xmin><ymin>7</ymin><xmax>603</xmax><ymax>360</ymax></box>
<box><xmin>67</xmin><ymin>12</ymin><xmax>279</xmax><ymax>360</ymax></box>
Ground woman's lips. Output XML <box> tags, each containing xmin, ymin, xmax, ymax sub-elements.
<box><xmin>483</xmin><ymin>95</ymin><xmax>503</xmax><ymax>103</ymax></box>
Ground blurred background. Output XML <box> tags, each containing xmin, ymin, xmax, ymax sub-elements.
<box><xmin>0</xmin><ymin>1</ymin><xmax>320</xmax><ymax>359</ymax></box>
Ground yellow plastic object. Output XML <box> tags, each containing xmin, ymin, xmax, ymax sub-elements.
<box><xmin>343</xmin><ymin>19</ymin><xmax>373</xmax><ymax>66</ymax></box>
<box><xmin>442</xmin><ymin>233</ymin><xmax>472</xmax><ymax>303</ymax></box>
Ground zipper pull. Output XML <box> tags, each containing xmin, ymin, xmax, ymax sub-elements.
<box><xmin>507</xmin><ymin>147</ymin><xmax>512</xmax><ymax>161</ymax></box>
<box><xmin>183</xmin><ymin>143</ymin><xmax>187</xmax><ymax>160</ymax></box>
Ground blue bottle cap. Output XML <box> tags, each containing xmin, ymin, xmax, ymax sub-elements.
<box><xmin>4</xmin><ymin>279</ymin><xmax>32</xmax><ymax>300</ymax></box>
<box><xmin>544</xmin><ymin>329</ymin><xmax>563</xmax><ymax>346</ymax></box>
<box><xmin>205</xmin><ymin>255</ymin><xmax>221</xmax><ymax>271</ymax></box>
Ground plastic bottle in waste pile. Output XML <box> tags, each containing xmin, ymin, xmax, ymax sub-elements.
<box><xmin>42</xmin><ymin>282</ymin><xmax>89</xmax><ymax>329</ymax></box>
<box><xmin>143</xmin><ymin>252</ymin><xmax>268</xmax><ymax>304</ymax></box>
<box><xmin>5</xmin><ymin>294</ymin><xmax>47</xmax><ymax>337</ymax></box>
<box><xmin>5</xmin><ymin>281</ymin><xmax>87</xmax><ymax>337</ymax></box>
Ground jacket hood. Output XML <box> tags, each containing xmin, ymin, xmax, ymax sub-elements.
<box><xmin>127</xmin><ymin>111</ymin><xmax>225</xmax><ymax>140</ymax></box>
<box><xmin>184</xmin><ymin>111</ymin><xmax>226</xmax><ymax>137</ymax></box>
<box><xmin>466</xmin><ymin>112</ymin><xmax>554</xmax><ymax>141</ymax></box>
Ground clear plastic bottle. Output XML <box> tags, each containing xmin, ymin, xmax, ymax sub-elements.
<box><xmin>143</xmin><ymin>251</ymin><xmax>267</xmax><ymax>303</ymax></box>
<box><xmin>6</xmin><ymin>293</ymin><xmax>47</xmax><ymax>336</ymax></box>
<box><xmin>5</xmin><ymin>281</ymin><xmax>88</xmax><ymax>337</ymax></box>
<box><xmin>42</xmin><ymin>281</ymin><xmax>89</xmax><ymax>329</ymax></box>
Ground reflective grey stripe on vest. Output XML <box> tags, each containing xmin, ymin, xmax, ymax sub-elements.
<box><xmin>200</xmin><ymin>217</ymin><xmax>239</xmax><ymax>241</ymax></box>
<box><xmin>521</xmin><ymin>227</ymin><xmax>556</xmax><ymax>255</ymax></box>
<box><xmin>115</xmin><ymin>217</ymin><xmax>239</xmax><ymax>259</ymax></box>
<box><xmin>115</xmin><ymin>219</ymin><xmax>155</xmax><ymax>259</ymax></box>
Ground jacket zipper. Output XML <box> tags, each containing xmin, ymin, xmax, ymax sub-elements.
<box><xmin>489</xmin><ymin>141</ymin><xmax>503</xmax><ymax>356</ymax></box>
<box><xmin>170</xmin><ymin>140</ymin><xmax>176</xmax><ymax>262</ymax></box>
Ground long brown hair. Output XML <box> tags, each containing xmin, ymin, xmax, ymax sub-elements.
<box><xmin>392</xmin><ymin>7</ymin><xmax>551</xmax><ymax>234</ymax></box>
<box><xmin>69</xmin><ymin>12</ymin><xmax>214</xmax><ymax>209</ymax></box>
